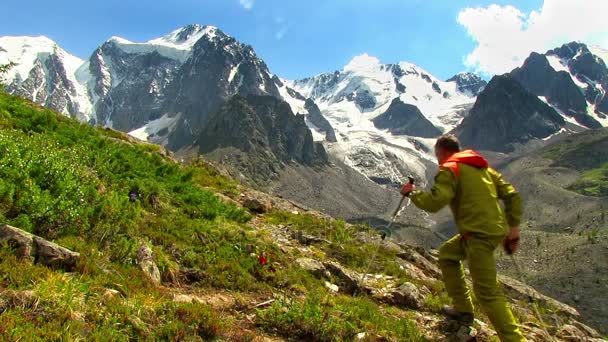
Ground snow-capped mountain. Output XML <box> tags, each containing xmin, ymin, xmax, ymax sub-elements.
<box><xmin>282</xmin><ymin>54</ymin><xmax>479</xmax><ymax>185</ymax></box>
<box><xmin>511</xmin><ymin>42</ymin><xmax>608</xmax><ymax>128</ymax></box>
<box><xmin>0</xmin><ymin>36</ymin><xmax>92</xmax><ymax>122</ymax></box>
<box><xmin>4</xmin><ymin>26</ymin><xmax>607</xmax><ymax>194</ymax></box>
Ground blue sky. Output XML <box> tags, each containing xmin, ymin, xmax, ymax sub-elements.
<box><xmin>1</xmin><ymin>0</ymin><xmax>607</xmax><ymax>80</ymax></box>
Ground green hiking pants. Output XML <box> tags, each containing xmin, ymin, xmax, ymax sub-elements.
<box><xmin>438</xmin><ymin>234</ymin><xmax>525</xmax><ymax>342</ymax></box>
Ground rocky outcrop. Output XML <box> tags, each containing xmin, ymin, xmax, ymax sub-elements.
<box><xmin>136</xmin><ymin>242</ymin><xmax>161</xmax><ymax>285</ymax></box>
<box><xmin>455</xmin><ymin>75</ymin><xmax>565</xmax><ymax>152</ymax></box>
<box><xmin>372</xmin><ymin>98</ymin><xmax>442</xmax><ymax>138</ymax></box>
<box><xmin>241</xmin><ymin>194</ymin><xmax>272</xmax><ymax>214</ymax></box>
<box><xmin>447</xmin><ymin>72</ymin><xmax>487</xmax><ymax>96</ymax></box>
<box><xmin>498</xmin><ymin>275</ymin><xmax>580</xmax><ymax>318</ymax></box>
<box><xmin>511</xmin><ymin>52</ymin><xmax>601</xmax><ymax>129</ymax></box>
<box><xmin>296</xmin><ymin>257</ymin><xmax>329</xmax><ymax>279</ymax></box>
<box><xmin>197</xmin><ymin>95</ymin><xmax>328</xmax><ymax>184</ymax></box>
<box><xmin>375</xmin><ymin>282</ymin><xmax>428</xmax><ymax>310</ymax></box>
<box><xmin>304</xmin><ymin>99</ymin><xmax>337</xmax><ymax>142</ymax></box>
<box><xmin>0</xmin><ymin>224</ymin><xmax>80</xmax><ymax>271</ymax></box>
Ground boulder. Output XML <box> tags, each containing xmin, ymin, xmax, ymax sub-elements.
<box><xmin>397</xmin><ymin>247</ymin><xmax>441</xmax><ymax>278</ymax></box>
<box><xmin>136</xmin><ymin>243</ymin><xmax>161</xmax><ymax>285</ymax></box>
<box><xmin>242</xmin><ymin>196</ymin><xmax>272</xmax><ymax>214</ymax></box>
<box><xmin>296</xmin><ymin>257</ymin><xmax>329</xmax><ymax>279</ymax></box>
<box><xmin>376</xmin><ymin>282</ymin><xmax>427</xmax><ymax>310</ymax></box>
<box><xmin>33</xmin><ymin>237</ymin><xmax>79</xmax><ymax>271</ymax></box>
<box><xmin>0</xmin><ymin>224</ymin><xmax>80</xmax><ymax>271</ymax></box>
<box><xmin>291</xmin><ymin>231</ymin><xmax>331</xmax><ymax>245</ymax></box>
<box><xmin>323</xmin><ymin>261</ymin><xmax>364</xmax><ymax>295</ymax></box>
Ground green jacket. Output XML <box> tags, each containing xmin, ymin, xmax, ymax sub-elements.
<box><xmin>410</xmin><ymin>150</ymin><xmax>522</xmax><ymax>237</ymax></box>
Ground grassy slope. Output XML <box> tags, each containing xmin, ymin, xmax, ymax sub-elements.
<box><xmin>0</xmin><ymin>93</ymin><xmax>431</xmax><ymax>341</ymax></box>
<box><xmin>541</xmin><ymin>128</ymin><xmax>608</xmax><ymax>197</ymax></box>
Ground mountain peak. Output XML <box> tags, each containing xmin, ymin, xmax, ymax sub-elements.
<box><xmin>148</xmin><ymin>24</ymin><xmax>223</xmax><ymax>51</ymax></box>
<box><xmin>0</xmin><ymin>35</ymin><xmax>83</xmax><ymax>81</ymax></box>
<box><xmin>0</xmin><ymin>35</ymin><xmax>59</xmax><ymax>55</ymax></box>
<box><xmin>446</xmin><ymin>72</ymin><xmax>487</xmax><ymax>96</ymax></box>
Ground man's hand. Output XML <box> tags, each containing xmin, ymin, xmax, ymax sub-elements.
<box><xmin>503</xmin><ymin>227</ymin><xmax>520</xmax><ymax>254</ymax></box>
<box><xmin>400</xmin><ymin>183</ymin><xmax>416</xmax><ymax>197</ymax></box>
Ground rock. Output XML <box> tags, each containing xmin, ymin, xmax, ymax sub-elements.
<box><xmin>136</xmin><ymin>243</ymin><xmax>161</xmax><ymax>285</ymax></box>
<box><xmin>397</xmin><ymin>247</ymin><xmax>441</xmax><ymax>278</ymax></box>
<box><xmin>570</xmin><ymin>321</ymin><xmax>603</xmax><ymax>339</ymax></box>
<box><xmin>376</xmin><ymin>282</ymin><xmax>426</xmax><ymax>309</ymax></box>
<box><xmin>323</xmin><ymin>261</ymin><xmax>364</xmax><ymax>295</ymax></box>
<box><xmin>519</xmin><ymin>323</ymin><xmax>553</xmax><ymax>342</ymax></box>
<box><xmin>242</xmin><ymin>196</ymin><xmax>272</xmax><ymax>214</ymax></box>
<box><xmin>296</xmin><ymin>258</ymin><xmax>329</xmax><ymax>279</ymax></box>
<box><xmin>0</xmin><ymin>224</ymin><xmax>80</xmax><ymax>271</ymax></box>
<box><xmin>498</xmin><ymin>275</ymin><xmax>580</xmax><ymax>318</ymax></box>
<box><xmin>324</xmin><ymin>282</ymin><xmax>339</xmax><ymax>293</ymax></box>
<box><xmin>452</xmin><ymin>325</ymin><xmax>477</xmax><ymax>342</ymax></box>
<box><xmin>0</xmin><ymin>224</ymin><xmax>33</xmax><ymax>259</ymax></box>
<box><xmin>103</xmin><ymin>289</ymin><xmax>120</xmax><ymax>301</ymax></box>
<box><xmin>291</xmin><ymin>230</ymin><xmax>331</xmax><ymax>245</ymax></box>
<box><xmin>557</xmin><ymin>324</ymin><xmax>587</xmax><ymax>341</ymax></box>
<box><xmin>396</xmin><ymin>258</ymin><xmax>435</xmax><ymax>284</ymax></box>
<box><xmin>33</xmin><ymin>237</ymin><xmax>80</xmax><ymax>271</ymax></box>
<box><xmin>178</xmin><ymin>268</ymin><xmax>206</xmax><ymax>284</ymax></box>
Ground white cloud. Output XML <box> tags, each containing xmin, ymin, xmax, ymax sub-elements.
<box><xmin>458</xmin><ymin>0</ymin><xmax>608</xmax><ymax>75</ymax></box>
<box><xmin>239</xmin><ymin>0</ymin><xmax>254</xmax><ymax>10</ymax></box>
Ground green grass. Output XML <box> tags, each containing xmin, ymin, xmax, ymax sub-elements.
<box><xmin>567</xmin><ymin>162</ymin><xmax>608</xmax><ymax>197</ymax></box>
<box><xmin>256</xmin><ymin>287</ymin><xmax>426</xmax><ymax>341</ymax></box>
<box><xmin>540</xmin><ymin>130</ymin><xmax>608</xmax><ymax>197</ymax></box>
<box><xmin>0</xmin><ymin>93</ymin><xmax>428</xmax><ymax>340</ymax></box>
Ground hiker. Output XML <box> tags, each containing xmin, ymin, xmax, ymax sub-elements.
<box><xmin>400</xmin><ymin>134</ymin><xmax>525</xmax><ymax>342</ymax></box>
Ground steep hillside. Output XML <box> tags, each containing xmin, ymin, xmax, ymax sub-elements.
<box><xmin>496</xmin><ymin>128</ymin><xmax>608</xmax><ymax>333</ymax></box>
<box><xmin>0</xmin><ymin>93</ymin><xmax>604</xmax><ymax>341</ymax></box>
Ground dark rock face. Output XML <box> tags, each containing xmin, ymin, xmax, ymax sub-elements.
<box><xmin>446</xmin><ymin>72</ymin><xmax>487</xmax><ymax>96</ymax></box>
<box><xmin>548</xmin><ymin>42</ymin><xmax>589</xmax><ymax>60</ymax></box>
<box><xmin>511</xmin><ymin>52</ymin><xmax>601</xmax><ymax>128</ymax></box>
<box><xmin>304</xmin><ymin>99</ymin><xmax>337</xmax><ymax>142</ymax></box>
<box><xmin>163</xmin><ymin>33</ymin><xmax>281</xmax><ymax>150</ymax></box>
<box><xmin>89</xmin><ymin>41</ymin><xmax>180</xmax><ymax>130</ymax></box>
<box><xmin>372</xmin><ymin>98</ymin><xmax>442</xmax><ymax>138</ymax></box>
<box><xmin>510</xmin><ymin>52</ymin><xmax>556</xmax><ymax>95</ymax></box>
<box><xmin>431</xmin><ymin>82</ymin><xmax>441</xmax><ymax>94</ymax></box>
<box><xmin>394</xmin><ymin>78</ymin><xmax>406</xmax><ymax>93</ymax></box>
<box><xmin>455</xmin><ymin>75</ymin><xmax>565</xmax><ymax>152</ymax></box>
<box><xmin>198</xmin><ymin>95</ymin><xmax>328</xmax><ymax>177</ymax></box>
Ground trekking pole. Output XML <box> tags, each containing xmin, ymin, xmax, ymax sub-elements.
<box><xmin>359</xmin><ymin>177</ymin><xmax>414</xmax><ymax>288</ymax></box>
<box><xmin>506</xmin><ymin>245</ymin><xmax>554</xmax><ymax>341</ymax></box>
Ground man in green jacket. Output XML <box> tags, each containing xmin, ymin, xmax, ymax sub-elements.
<box><xmin>400</xmin><ymin>134</ymin><xmax>525</xmax><ymax>342</ymax></box>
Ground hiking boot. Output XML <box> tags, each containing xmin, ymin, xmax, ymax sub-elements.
<box><xmin>441</xmin><ymin>305</ymin><xmax>474</xmax><ymax>325</ymax></box>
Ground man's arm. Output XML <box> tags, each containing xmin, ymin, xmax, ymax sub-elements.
<box><xmin>490</xmin><ymin>168</ymin><xmax>523</xmax><ymax>253</ymax></box>
<box><xmin>409</xmin><ymin>169</ymin><xmax>456</xmax><ymax>213</ymax></box>
<box><xmin>489</xmin><ymin>168</ymin><xmax>522</xmax><ymax>227</ymax></box>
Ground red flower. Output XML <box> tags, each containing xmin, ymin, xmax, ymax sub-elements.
<box><xmin>258</xmin><ymin>255</ymin><xmax>267</xmax><ymax>265</ymax></box>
